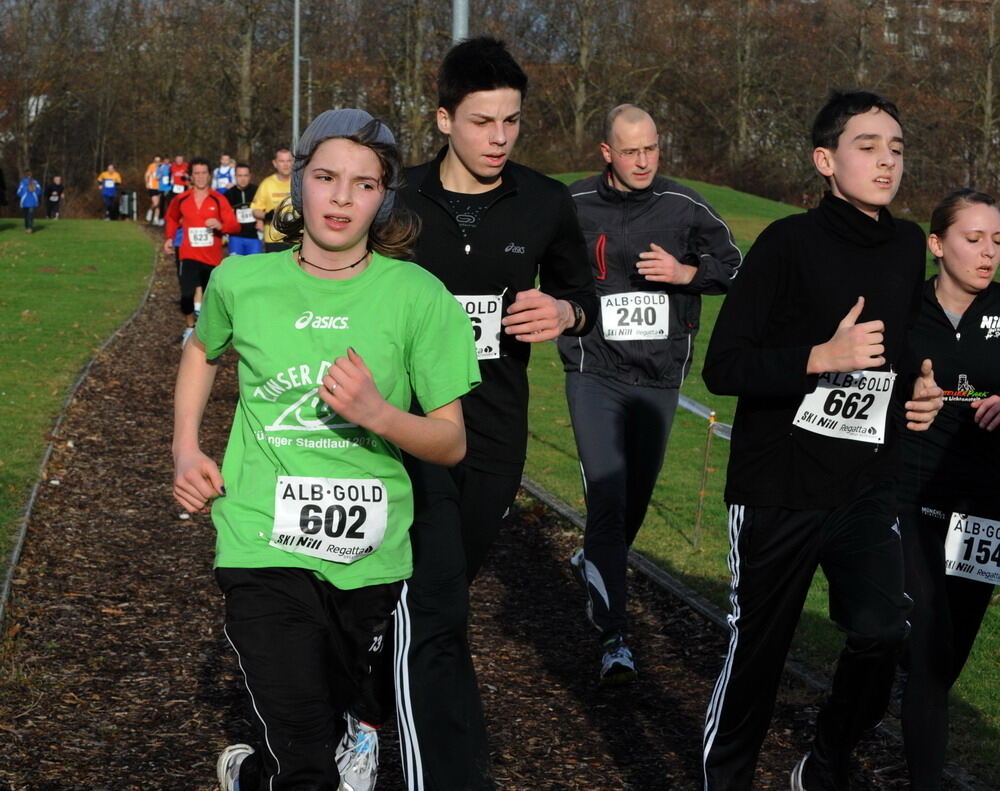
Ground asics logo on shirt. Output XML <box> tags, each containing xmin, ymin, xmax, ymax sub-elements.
<box><xmin>294</xmin><ymin>311</ymin><xmax>349</xmax><ymax>330</ymax></box>
<box><xmin>505</xmin><ymin>242</ymin><xmax>525</xmax><ymax>254</ymax></box>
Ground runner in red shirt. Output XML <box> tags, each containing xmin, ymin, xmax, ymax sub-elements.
<box><xmin>164</xmin><ymin>158</ymin><xmax>240</xmax><ymax>345</ymax></box>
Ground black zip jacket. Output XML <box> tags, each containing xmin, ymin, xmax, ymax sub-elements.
<box><xmin>226</xmin><ymin>184</ymin><xmax>259</xmax><ymax>239</ymax></box>
<box><xmin>400</xmin><ymin>148</ymin><xmax>597</xmax><ymax>473</ymax></box>
<box><xmin>557</xmin><ymin>171</ymin><xmax>740</xmax><ymax>387</ymax></box>
<box><xmin>703</xmin><ymin>192</ymin><xmax>925</xmax><ymax>508</ymax></box>
<box><xmin>897</xmin><ymin>278</ymin><xmax>1000</xmax><ymax>514</ymax></box>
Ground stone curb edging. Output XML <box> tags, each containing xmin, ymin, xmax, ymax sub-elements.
<box><xmin>519</xmin><ymin>475</ymin><xmax>991</xmax><ymax>791</ymax></box>
<box><xmin>0</xmin><ymin>249</ymin><xmax>160</xmax><ymax>626</ymax></box>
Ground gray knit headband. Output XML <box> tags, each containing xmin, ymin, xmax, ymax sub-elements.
<box><xmin>291</xmin><ymin>108</ymin><xmax>397</xmax><ymax>226</ymax></box>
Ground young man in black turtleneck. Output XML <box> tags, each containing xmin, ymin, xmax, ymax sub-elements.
<box><xmin>558</xmin><ymin>104</ymin><xmax>740</xmax><ymax>685</ymax></box>
<box><xmin>700</xmin><ymin>91</ymin><xmax>943</xmax><ymax>791</ymax></box>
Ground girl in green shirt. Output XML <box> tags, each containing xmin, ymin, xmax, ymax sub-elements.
<box><xmin>172</xmin><ymin>109</ymin><xmax>479</xmax><ymax>791</ymax></box>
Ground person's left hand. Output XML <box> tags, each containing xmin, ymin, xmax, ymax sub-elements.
<box><xmin>636</xmin><ymin>243</ymin><xmax>697</xmax><ymax>284</ymax></box>
<box><xmin>502</xmin><ymin>288</ymin><xmax>573</xmax><ymax>342</ymax></box>
<box><xmin>906</xmin><ymin>358</ymin><xmax>944</xmax><ymax>431</ymax></box>
<box><xmin>318</xmin><ymin>348</ymin><xmax>388</xmax><ymax>431</ymax></box>
<box><xmin>971</xmin><ymin>394</ymin><xmax>1000</xmax><ymax>431</ymax></box>
<box><xmin>205</xmin><ymin>218</ymin><xmax>222</xmax><ymax>231</ymax></box>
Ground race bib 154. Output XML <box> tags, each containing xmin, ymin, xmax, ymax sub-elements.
<box><xmin>945</xmin><ymin>512</ymin><xmax>1000</xmax><ymax>584</ymax></box>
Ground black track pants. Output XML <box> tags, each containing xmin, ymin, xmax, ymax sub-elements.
<box><xmin>216</xmin><ymin>567</ymin><xmax>401</xmax><ymax>791</ymax></box>
<box><xmin>449</xmin><ymin>460</ymin><xmax>522</xmax><ymax>584</ymax></box>
<box><xmin>702</xmin><ymin>483</ymin><xmax>910</xmax><ymax>790</ymax></box>
<box><xmin>391</xmin><ymin>458</ymin><xmax>494</xmax><ymax>790</ymax></box>
<box><xmin>565</xmin><ymin>372</ymin><xmax>678</xmax><ymax>640</ymax></box>
<box><xmin>900</xmin><ymin>506</ymin><xmax>995</xmax><ymax>790</ymax></box>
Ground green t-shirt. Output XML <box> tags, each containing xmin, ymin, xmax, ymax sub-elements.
<box><xmin>196</xmin><ymin>249</ymin><xmax>480</xmax><ymax>589</ymax></box>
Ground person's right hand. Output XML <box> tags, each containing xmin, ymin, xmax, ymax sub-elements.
<box><xmin>173</xmin><ymin>450</ymin><xmax>225</xmax><ymax>513</ymax></box>
<box><xmin>163</xmin><ymin>237</ymin><xmax>174</xmax><ymax>254</ymax></box>
<box><xmin>808</xmin><ymin>296</ymin><xmax>885</xmax><ymax>373</ymax></box>
<box><xmin>971</xmin><ymin>395</ymin><xmax>1000</xmax><ymax>431</ymax></box>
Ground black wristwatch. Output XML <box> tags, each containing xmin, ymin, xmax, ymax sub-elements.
<box><xmin>569</xmin><ymin>301</ymin><xmax>585</xmax><ymax>333</ymax></box>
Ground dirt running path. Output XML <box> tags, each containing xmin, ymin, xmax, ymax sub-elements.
<box><xmin>0</xmin><ymin>252</ymin><xmax>936</xmax><ymax>790</ymax></box>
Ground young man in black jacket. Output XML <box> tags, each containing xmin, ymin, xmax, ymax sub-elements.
<box><xmin>336</xmin><ymin>38</ymin><xmax>596</xmax><ymax>791</ymax></box>
<box><xmin>559</xmin><ymin>104</ymin><xmax>740</xmax><ymax>685</ymax></box>
<box><xmin>700</xmin><ymin>91</ymin><xmax>943</xmax><ymax>791</ymax></box>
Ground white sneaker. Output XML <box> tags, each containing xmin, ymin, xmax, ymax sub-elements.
<box><xmin>336</xmin><ymin>714</ymin><xmax>379</xmax><ymax>791</ymax></box>
<box><xmin>216</xmin><ymin>743</ymin><xmax>253</xmax><ymax>791</ymax></box>
<box><xmin>599</xmin><ymin>635</ymin><xmax>637</xmax><ymax>686</ymax></box>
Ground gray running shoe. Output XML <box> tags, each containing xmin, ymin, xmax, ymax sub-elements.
<box><xmin>216</xmin><ymin>743</ymin><xmax>253</xmax><ymax>791</ymax></box>
<box><xmin>599</xmin><ymin>635</ymin><xmax>637</xmax><ymax>686</ymax></box>
<box><xmin>336</xmin><ymin>713</ymin><xmax>379</xmax><ymax>791</ymax></box>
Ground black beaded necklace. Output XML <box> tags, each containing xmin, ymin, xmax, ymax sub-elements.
<box><xmin>297</xmin><ymin>247</ymin><xmax>369</xmax><ymax>273</ymax></box>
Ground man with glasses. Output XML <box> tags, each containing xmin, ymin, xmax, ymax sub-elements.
<box><xmin>559</xmin><ymin>104</ymin><xmax>741</xmax><ymax>684</ymax></box>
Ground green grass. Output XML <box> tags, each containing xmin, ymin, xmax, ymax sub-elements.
<box><xmin>534</xmin><ymin>175</ymin><xmax>1000</xmax><ymax>782</ymax></box>
<box><xmin>0</xmin><ymin>218</ymin><xmax>154</xmax><ymax>561</ymax></box>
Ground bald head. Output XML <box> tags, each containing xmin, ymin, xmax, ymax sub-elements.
<box><xmin>603</xmin><ymin>104</ymin><xmax>653</xmax><ymax>143</ymax></box>
<box><xmin>601</xmin><ymin>104</ymin><xmax>659</xmax><ymax>191</ymax></box>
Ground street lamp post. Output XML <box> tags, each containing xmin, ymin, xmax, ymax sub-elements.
<box><xmin>292</xmin><ymin>0</ymin><xmax>301</xmax><ymax>147</ymax></box>
<box><xmin>452</xmin><ymin>0</ymin><xmax>468</xmax><ymax>43</ymax></box>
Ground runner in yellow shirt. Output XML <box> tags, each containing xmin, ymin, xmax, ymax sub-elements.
<box><xmin>251</xmin><ymin>147</ymin><xmax>294</xmax><ymax>252</ymax></box>
<box><xmin>144</xmin><ymin>156</ymin><xmax>163</xmax><ymax>224</ymax></box>
<box><xmin>97</xmin><ymin>165</ymin><xmax>123</xmax><ymax>220</ymax></box>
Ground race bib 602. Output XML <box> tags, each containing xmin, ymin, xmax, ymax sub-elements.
<box><xmin>271</xmin><ymin>477</ymin><xmax>388</xmax><ymax>564</ymax></box>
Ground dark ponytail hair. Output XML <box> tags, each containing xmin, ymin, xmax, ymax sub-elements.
<box><xmin>273</xmin><ymin>119</ymin><xmax>420</xmax><ymax>259</ymax></box>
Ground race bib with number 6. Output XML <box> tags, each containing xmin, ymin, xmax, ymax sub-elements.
<box><xmin>271</xmin><ymin>477</ymin><xmax>388</xmax><ymax>564</ymax></box>
<box><xmin>455</xmin><ymin>294</ymin><xmax>502</xmax><ymax>360</ymax></box>
<box><xmin>600</xmin><ymin>292</ymin><xmax>669</xmax><ymax>341</ymax></box>
<box><xmin>236</xmin><ymin>207</ymin><xmax>255</xmax><ymax>224</ymax></box>
<box><xmin>793</xmin><ymin>370</ymin><xmax>895</xmax><ymax>445</ymax></box>
<box><xmin>187</xmin><ymin>227</ymin><xmax>213</xmax><ymax>247</ymax></box>
<box><xmin>944</xmin><ymin>512</ymin><xmax>1000</xmax><ymax>584</ymax></box>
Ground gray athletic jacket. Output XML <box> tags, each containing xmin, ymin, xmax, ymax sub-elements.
<box><xmin>557</xmin><ymin>171</ymin><xmax>741</xmax><ymax>388</ymax></box>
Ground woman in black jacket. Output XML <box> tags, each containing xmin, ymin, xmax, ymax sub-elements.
<box><xmin>899</xmin><ymin>188</ymin><xmax>1000</xmax><ymax>790</ymax></box>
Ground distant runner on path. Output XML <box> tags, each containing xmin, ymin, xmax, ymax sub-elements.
<box><xmin>251</xmin><ymin>147</ymin><xmax>294</xmax><ymax>252</ymax></box>
<box><xmin>163</xmin><ymin>157</ymin><xmax>239</xmax><ymax>345</ymax></box>
<box><xmin>96</xmin><ymin>164</ymin><xmax>122</xmax><ymax>220</ymax></box>
<box><xmin>559</xmin><ymin>103</ymin><xmax>740</xmax><ymax>686</ymax></box>
<box><xmin>44</xmin><ymin>175</ymin><xmax>64</xmax><ymax>219</ymax></box>
<box><xmin>225</xmin><ymin>163</ymin><xmax>263</xmax><ymax>256</ymax></box>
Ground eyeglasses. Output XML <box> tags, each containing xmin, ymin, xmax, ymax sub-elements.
<box><xmin>607</xmin><ymin>143</ymin><xmax>659</xmax><ymax>159</ymax></box>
